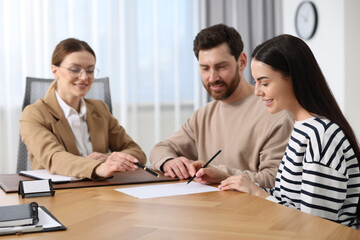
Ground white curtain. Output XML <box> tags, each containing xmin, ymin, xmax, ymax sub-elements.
<box><xmin>0</xmin><ymin>0</ymin><xmax>202</xmax><ymax>173</ymax></box>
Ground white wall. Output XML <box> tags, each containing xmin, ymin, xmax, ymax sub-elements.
<box><xmin>282</xmin><ymin>0</ymin><xmax>360</xmax><ymax>138</ymax></box>
<box><xmin>344</xmin><ymin>0</ymin><xmax>360</xmax><ymax>140</ymax></box>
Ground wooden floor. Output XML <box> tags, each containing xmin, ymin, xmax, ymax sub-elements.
<box><xmin>1</xmin><ymin>182</ymin><xmax>359</xmax><ymax>240</ymax></box>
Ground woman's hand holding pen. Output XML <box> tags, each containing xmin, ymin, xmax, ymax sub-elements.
<box><xmin>188</xmin><ymin>161</ymin><xmax>230</xmax><ymax>184</ymax></box>
<box><xmin>93</xmin><ymin>152</ymin><xmax>139</xmax><ymax>178</ymax></box>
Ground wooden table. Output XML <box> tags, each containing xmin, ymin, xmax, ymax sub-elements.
<box><xmin>1</xmin><ymin>182</ymin><xmax>359</xmax><ymax>240</ymax></box>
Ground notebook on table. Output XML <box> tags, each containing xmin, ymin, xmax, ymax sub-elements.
<box><xmin>0</xmin><ymin>203</ymin><xmax>66</xmax><ymax>236</ymax></box>
<box><xmin>0</xmin><ymin>202</ymin><xmax>38</xmax><ymax>227</ymax></box>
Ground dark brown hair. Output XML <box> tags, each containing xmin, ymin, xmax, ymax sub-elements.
<box><xmin>193</xmin><ymin>24</ymin><xmax>244</xmax><ymax>61</ymax></box>
<box><xmin>51</xmin><ymin>38</ymin><xmax>96</xmax><ymax>66</ymax></box>
<box><xmin>252</xmin><ymin>34</ymin><xmax>360</xmax><ymax>224</ymax></box>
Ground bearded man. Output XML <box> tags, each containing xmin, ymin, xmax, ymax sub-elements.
<box><xmin>149</xmin><ymin>24</ymin><xmax>294</xmax><ymax>188</ymax></box>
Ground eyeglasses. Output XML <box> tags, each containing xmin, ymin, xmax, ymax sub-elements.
<box><xmin>58</xmin><ymin>66</ymin><xmax>99</xmax><ymax>78</ymax></box>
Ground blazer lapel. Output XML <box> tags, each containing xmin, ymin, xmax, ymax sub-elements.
<box><xmin>53</xmin><ymin>117</ymin><xmax>80</xmax><ymax>155</ymax></box>
<box><xmin>86</xmin><ymin>101</ymin><xmax>106</xmax><ymax>152</ymax></box>
<box><xmin>44</xmin><ymin>81</ymin><xmax>80</xmax><ymax>156</ymax></box>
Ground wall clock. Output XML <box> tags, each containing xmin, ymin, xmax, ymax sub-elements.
<box><xmin>295</xmin><ymin>1</ymin><xmax>318</xmax><ymax>40</ymax></box>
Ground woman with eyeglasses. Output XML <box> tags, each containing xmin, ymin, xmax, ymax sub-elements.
<box><xmin>20</xmin><ymin>38</ymin><xmax>146</xmax><ymax>179</ymax></box>
<box><xmin>218</xmin><ymin>34</ymin><xmax>360</xmax><ymax>228</ymax></box>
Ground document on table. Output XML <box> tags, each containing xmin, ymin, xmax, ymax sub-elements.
<box><xmin>19</xmin><ymin>169</ymin><xmax>83</xmax><ymax>183</ymax></box>
<box><xmin>116</xmin><ymin>182</ymin><xmax>220</xmax><ymax>199</ymax></box>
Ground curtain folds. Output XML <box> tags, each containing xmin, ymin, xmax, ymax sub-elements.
<box><xmin>0</xmin><ymin>0</ymin><xmax>281</xmax><ymax>174</ymax></box>
<box><xmin>0</xmin><ymin>0</ymin><xmax>201</xmax><ymax>173</ymax></box>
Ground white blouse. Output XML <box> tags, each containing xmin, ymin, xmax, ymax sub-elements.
<box><xmin>55</xmin><ymin>91</ymin><xmax>93</xmax><ymax>157</ymax></box>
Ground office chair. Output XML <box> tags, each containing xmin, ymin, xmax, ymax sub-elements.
<box><xmin>16</xmin><ymin>77</ymin><xmax>112</xmax><ymax>172</ymax></box>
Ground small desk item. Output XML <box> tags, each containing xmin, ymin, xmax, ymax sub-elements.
<box><xmin>0</xmin><ymin>202</ymin><xmax>39</xmax><ymax>227</ymax></box>
<box><xmin>0</xmin><ymin>225</ymin><xmax>43</xmax><ymax>235</ymax></box>
<box><xmin>18</xmin><ymin>179</ymin><xmax>55</xmax><ymax>198</ymax></box>
<box><xmin>135</xmin><ymin>163</ymin><xmax>159</xmax><ymax>178</ymax></box>
<box><xmin>187</xmin><ymin>150</ymin><xmax>222</xmax><ymax>184</ymax></box>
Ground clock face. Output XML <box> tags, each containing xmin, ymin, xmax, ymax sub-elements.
<box><xmin>295</xmin><ymin>1</ymin><xmax>318</xmax><ymax>40</ymax></box>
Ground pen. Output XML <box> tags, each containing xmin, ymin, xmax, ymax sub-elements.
<box><xmin>70</xmin><ymin>177</ymin><xmax>84</xmax><ymax>182</ymax></box>
<box><xmin>187</xmin><ymin>150</ymin><xmax>222</xmax><ymax>184</ymax></box>
<box><xmin>0</xmin><ymin>225</ymin><xmax>43</xmax><ymax>236</ymax></box>
<box><xmin>135</xmin><ymin>162</ymin><xmax>159</xmax><ymax>178</ymax></box>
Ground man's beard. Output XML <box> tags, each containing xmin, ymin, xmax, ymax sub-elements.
<box><xmin>204</xmin><ymin>67</ymin><xmax>241</xmax><ymax>100</ymax></box>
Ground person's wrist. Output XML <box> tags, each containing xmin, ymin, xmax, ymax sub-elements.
<box><xmin>92</xmin><ymin>163</ymin><xmax>104</xmax><ymax>178</ymax></box>
<box><xmin>160</xmin><ymin>158</ymin><xmax>174</xmax><ymax>172</ymax></box>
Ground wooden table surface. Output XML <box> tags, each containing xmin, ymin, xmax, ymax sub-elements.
<box><xmin>1</xmin><ymin>182</ymin><xmax>359</xmax><ymax>240</ymax></box>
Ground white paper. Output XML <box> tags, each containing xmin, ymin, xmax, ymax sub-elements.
<box><xmin>20</xmin><ymin>169</ymin><xmax>82</xmax><ymax>183</ymax></box>
<box><xmin>22</xmin><ymin>180</ymin><xmax>50</xmax><ymax>193</ymax></box>
<box><xmin>38</xmin><ymin>207</ymin><xmax>62</xmax><ymax>229</ymax></box>
<box><xmin>116</xmin><ymin>182</ymin><xmax>220</xmax><ymax>199</ymax></box>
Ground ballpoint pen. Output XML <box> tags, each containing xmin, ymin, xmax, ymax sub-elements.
<box><xmin>187</xmin><ymin>150</ymin><xmax>222</xmax><ymax>184</ymax></box>
<box><xmin>0</xmin><ymin>225</ymin><xmax>43</xmax><ymax>236</ymax></box>
<box><xmin>135</xmin><ymin>163</ymin><xmax>159</xmax><ymax>178</ymax></box>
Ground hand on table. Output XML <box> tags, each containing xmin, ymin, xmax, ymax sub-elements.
<box><xmin>94</xmin><ymin>152</ymin><xmax>138</xmax><ymax>178</ymax></box>
<box><xmin>218</xmin><ymin>175</ymin><xmax>269</xmax><ymax>198</ymax></box>
<box><xmin>163</xmin><ymin>157</ymin><xmax>192</xmax><ymax>179</ymax></box>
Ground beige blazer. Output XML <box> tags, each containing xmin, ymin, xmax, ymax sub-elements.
<box><xmin>20</xmin><ymin>80</ymin><xmax>146</xmax><ymax>178</ymax></box>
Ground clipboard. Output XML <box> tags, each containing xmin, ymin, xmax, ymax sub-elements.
<box><xmin>39</xmin><ymin>206</ymin><xmax>66</xmax><ymax>233</ymax></box>
<box><xmin>0</xmin><ymin>206</ymin><xmax>66</xmax><ymax>236</ymax></box>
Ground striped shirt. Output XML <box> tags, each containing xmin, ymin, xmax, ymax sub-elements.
<box><xmin>265</xmin><ymin>117</ymin><xmax>360</xmax><ymax>227</ymax></box>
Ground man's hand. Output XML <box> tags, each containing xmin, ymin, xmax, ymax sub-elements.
<box><xmin>163</xmin><ymin>157</ymin><xmax>192</xmax><ymax>179</ymax></box>
<box><xmin>188</xmin><ymin>161</ymin><xmax>230</xmax><ymax>184</ymax></box>
<box><xmin>94</xmin><ymin>152</ymin><xmax>139</xmax><ymax>178</ymax></box>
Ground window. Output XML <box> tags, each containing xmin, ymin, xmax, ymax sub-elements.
<box><xmin>0</xmin><ymin>0</ymin><xmax>202</xmax><ymax>173</ymax></box>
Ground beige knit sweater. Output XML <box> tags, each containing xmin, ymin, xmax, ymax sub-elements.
<box><xmin>150</xmin><ymin>94</ymin><xmax>294</xmax><ymax>188</ymax></box>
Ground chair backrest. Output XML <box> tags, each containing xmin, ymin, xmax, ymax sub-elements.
<box><xmin>17</xmin><ymin>77</ymin><xmax>112</xmax><ymax>172</ymax></box>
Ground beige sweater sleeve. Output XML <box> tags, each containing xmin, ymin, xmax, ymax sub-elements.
<box><xmin>150</xmin><ymin>96</ymin><xmax>294</xmax><ymax>188</ymax></box>
<box><xmin>150</xmin><ymin>112</ymin><xmax>200</xmax><ymax>171</ymax></box>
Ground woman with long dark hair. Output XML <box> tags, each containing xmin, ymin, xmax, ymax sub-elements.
<box><xmin>219</xmin><ymin>34</ymin><xmax>360</xmax><ymax>228</ymax></box>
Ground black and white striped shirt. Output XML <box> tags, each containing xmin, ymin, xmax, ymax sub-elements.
<box><xmin>265</xmin><ymin>117</ymin><xmax>360</xmax><ymax>227</ymax></box>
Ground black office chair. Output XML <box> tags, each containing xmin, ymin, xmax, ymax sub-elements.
<box><xmin>16</xmin><ymin>77</ymin><xmax>112</xmax><ymax>172</ymax></box>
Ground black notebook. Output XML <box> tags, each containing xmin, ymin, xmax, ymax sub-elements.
<box><xmin>0</xmin><ymin>205</ymin><xmax>66</xmax><ymax>236</ymax></box>
<box><xmin>0</xmin><ymin>202</ymin><xmax>39</xmax><ymax>227</ymax></box>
